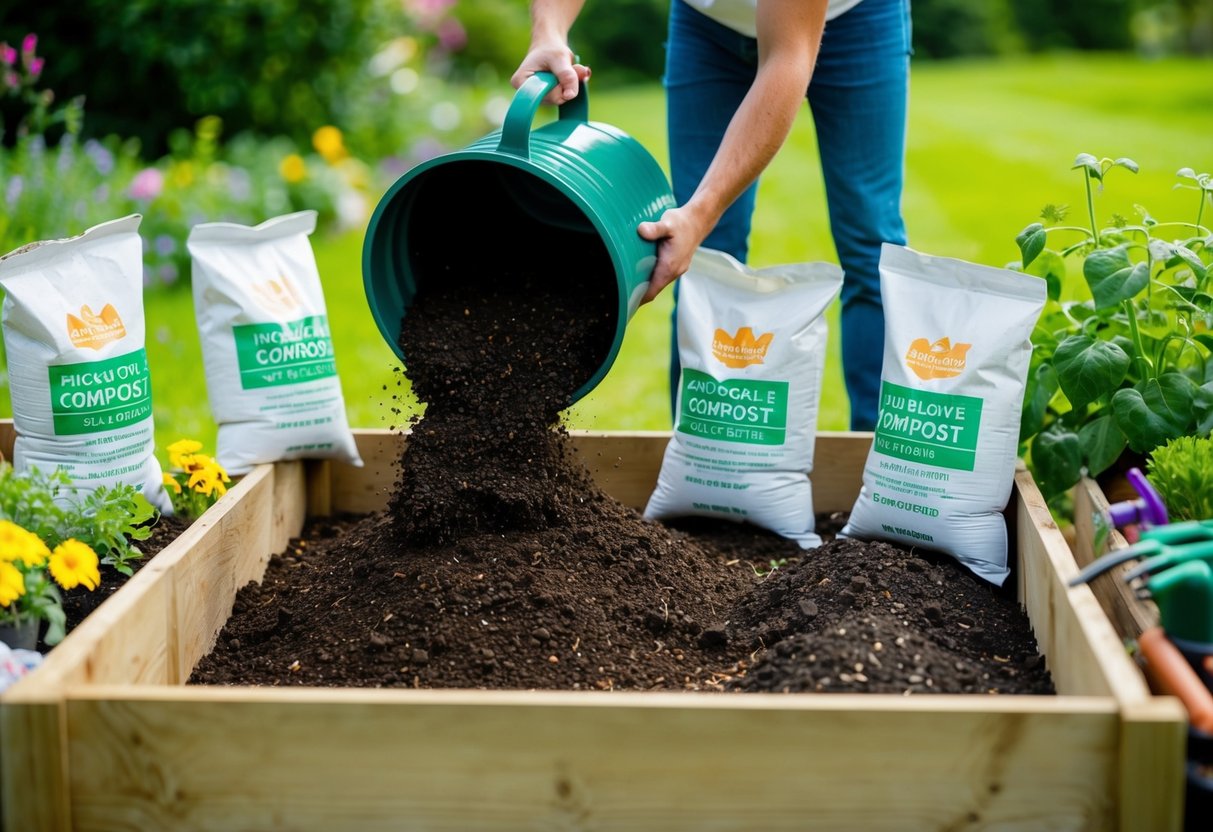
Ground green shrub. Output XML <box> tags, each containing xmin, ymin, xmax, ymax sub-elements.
<box><xmin>1147</xmin><ymin>435</ymin><xmax>1213</xmax><ymax>522</ymax></box>
<box><xmin>3</xmin><ymin>1</ymin><xmax>487</xmax><ymax>159</ymax></box>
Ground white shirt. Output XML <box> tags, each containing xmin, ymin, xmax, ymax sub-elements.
<box><xmin>684</xmin><ymin>0</ymin><xmax>865</xmax><ymax>37</ymax></box>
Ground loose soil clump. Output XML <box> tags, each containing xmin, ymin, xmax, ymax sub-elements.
<box><xmin>192</xmin><ymin>267</ymin><xmax>1052</xmax><ymax>696</ymax></box>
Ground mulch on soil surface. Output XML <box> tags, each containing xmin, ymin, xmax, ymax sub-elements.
<box><xmin>191</xmin><ymin>261</ymin><xmax>1053</xmax><ymax>696</ymax></box>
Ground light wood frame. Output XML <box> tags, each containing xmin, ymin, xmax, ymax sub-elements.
<box><xmin>1</xmin><ymin>431</ymin><xmax>1187</xmax><ymax>831</ymax></box>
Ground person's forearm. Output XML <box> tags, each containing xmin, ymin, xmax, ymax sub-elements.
<box><xmin>683</xmin><ymin>64</ymin><xmax>812</xmax><ymax>233</ymax></box>
<box><xmin>683</xmin><ymin>0</ymin><xmax>826</xmax><ymax>234</ymax></box>
<box><xmin>530</xmin><ymin>0</ymin><xmax>586</xmax><ymax>48</ymax></box>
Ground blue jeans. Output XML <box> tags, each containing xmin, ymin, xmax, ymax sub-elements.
<box><xmin>665</xmin><ymin>0</ymin><xmax>911</xmax><ymax>431</ymax></box>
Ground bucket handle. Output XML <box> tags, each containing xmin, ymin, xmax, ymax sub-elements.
<box><xmin>498</xmin><ymin>71</ymin><xmax>589</xmax><ymax>160</ymax></box>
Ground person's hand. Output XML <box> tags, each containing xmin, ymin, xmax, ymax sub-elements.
<box><xmin>510</xmin><ymin>43</ymin><xmax>591</xmax><ymax>105</ymax></box>
<box><xmin>636</xmin><ymin>205</ymin><xmax>713</xmax><ymax>303</ymax></box>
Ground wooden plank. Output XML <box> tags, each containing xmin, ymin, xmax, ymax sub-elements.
<box><xmin>1015</xmin><ymin>471</ymin><xmax>1186</xmax><ymax>832</ymax></box>
<box><xmin>65</xmin><ymin>687</ymin><xmax>1119</xmax><ymax>832</ymax></box>
<box><xmin>330</xmin><ymin>430</ymin><xmax>399</xmax><ymax>514</ymax></box>
<box><xmin>271</xmin><ymin>461</ymin><xmax>308</xmax><ymax>556</ymax></box>
<box><xmin>169</xmin><ymin>466</ymin><xmax>284</xmax><ymax>681</ymax></box>
<box><xmin>0</xmin><ymin>699</ymin><xmax>70</xmax><ymax>832</ymax></box>
<box><xmin>1072</xmin><ymin>478</ymin><xmax>1158</xmax><ymax>641</ymax></box>
<box><xmin>0</xmin><ymin>419</ymin><xmax>14</xmax><ymax>461</ymax></box>
<box><xmin>303</xmin><ymin>459</ymin><xmax>332</xmax><ymax>518</ymax></box>
<box><xmin>1118</xmin><ymin>699</ymin><xmax>1188</xmax><ymax>832</ymax></box>
<box><xmin>1013</xmin><ymin>469</ymin><xmax>1151</xmax><ymax>701</ymax></box>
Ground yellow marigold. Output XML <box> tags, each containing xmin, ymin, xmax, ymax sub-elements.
<box><xmin>188</xmin><ymin>459</ymin><xmax>231</xmax><ymax>498</ymax></box>
<box><xmin>0</xmin><ymin>519</ymin><xmax>50</xmax><ymax>567</ymax></box>
<box><xmin>312</xmin><ymin>125</ymin><xmax>347</xmax><ymax>164</ymax></box>
<box><xmin>167</xmin><ymin>439</ymin><xmax>203</xmax><ymax>470</ymax></box>
<box><xmin>49</xmin><ymin>540</ymin><xmax>101</xmax><ymax>592</ymax></box>
<box><xmin>279</xmin><ymin>153</ymin><xmax>307</xmax><ymax>184</ymax></box>
<box><xmin>0</xmin><ymin>561</ymin><xmax>25</xmax><ymax>607</ymax></box>
<box><xmin>162</xmin><ymin>471</ymin><xmax>182</xmax><ymax>495</ymax></box>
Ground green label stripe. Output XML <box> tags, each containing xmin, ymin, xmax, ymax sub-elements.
<box><xmin>49</xmin><ymin>348</ymin><xmax>153</xmax><ymax>436</ymax></box>
<box><xmin>677</xmin><ymin>368</ymin><xmax>789</xmax><ymax>446</ymax></box>
<box><xmin>873</xmin><ymin>380</ymin><xmax>984</xmax><ymax>471</ymax></box>
<box><xmin>233</xmin><ymin>315</ymin><xmax>337</xmax><ymax>390</ymax></box>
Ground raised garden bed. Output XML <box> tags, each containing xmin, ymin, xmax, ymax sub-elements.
<box><xmin>2</xmin><ymin>430</ymin><xmax>1188</xmax><ymax>831</ymax></box>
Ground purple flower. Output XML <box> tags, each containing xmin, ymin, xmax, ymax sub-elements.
<box><xmin>158</xmin><ymin>263</ymin><xmax>178</xmax><ymax>286</ymax></box>
<box><xmin>154</xmin><ymin>234</ymin><xmax>176</xmax><ymax>257</ymax></box>
<box><xmin>83</xmin><ymin>139</ymin><xmax>114</xmax><ymax>176</ymax></box>
<box><xmin>1</xmin><ymin>44</ymin><xmax>15</xmax><ymax>66</ymax></box>
<box><xmin>409</xmin><ymin>137</ymin><xmax>447</xmax><ymax>165</ymax></box>
<box><xmin>56</xmin><ymin>133</ymin><xmax>75</xmax><ymax>174</ymax></box>
<box><xmin>128</xmin><ymin>168</ymin><xmax>164</xmax><ymax>201</ymax></box>
<box><xmin>20</xmin><ymin>34</ymin><xmax>36</xmax><ymax>58</ymax></box>
<box><xmin>28</xmin><ymin>56</ymin><xmax>43</xmax><ymax>79</ymax></box>
<box><xmin>93</xmin><ymin>184</ymin><xmax>109</xmax><ymax>203</ymax></box>
<box><xmin>5</xmin><ymin>175</ymin><xmax>23</xmax><ymax>209</ymax></box>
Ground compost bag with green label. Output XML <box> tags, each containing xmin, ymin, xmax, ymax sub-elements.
<box><xmin>0</xmin><ymin>215</ymin><xmax>171</xmax><ymax>511</ymax></box>
<box><xmin>644</xmin><ymin>248</ymin><xmax>843</xmax><ymax>547</ymax></box>
<box><xmin>841</xmin><ymin>244</ymin><xmax>1046</xmax><ymax>585</ymax></box>
<box><xmin>187</xmin><ymin>211</ymin><xmax>362</xmax><ymax>475</ymax></box>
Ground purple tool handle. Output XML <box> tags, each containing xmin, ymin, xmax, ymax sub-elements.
<box><xmin>1106</xmin><ymin>467</ymin><xmax>1169</xmax><ymax>529</ymax></box>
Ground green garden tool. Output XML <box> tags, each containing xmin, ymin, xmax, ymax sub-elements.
<box><xmin>1069</xmin><ymin>519</ymin><xmax>1213</xmax><ymax>588</ymax></box>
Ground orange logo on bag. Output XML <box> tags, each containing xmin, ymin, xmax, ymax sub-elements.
<box><xmin>712</xmin><ymin>326</ymin><xmax>774</xmax><ymax>368</ymax></box>
<box><xmin>67</xmin><ymin>304</ymin><xmax>126</xmax><ymax>350</ymax></box>
<box><xmin>251</xmin><ymin>276</ymin><xmax>304</xmax><ymax>315</ymax></box>
<box><xmin>905</xmin><ymin>337</ymin><xmax>971</xmax><ymax>380</ymax></box>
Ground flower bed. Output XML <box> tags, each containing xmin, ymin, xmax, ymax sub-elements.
<box><xmin>1</xmin><ymin>430</ymin><xmax>1188</xmax><ymax>831</ymax></box>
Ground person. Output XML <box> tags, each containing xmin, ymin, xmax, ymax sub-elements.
<box><xmin>512</xmin><ymin>0</ymin><xmax>911</xmax><ymax>430</ymax></box>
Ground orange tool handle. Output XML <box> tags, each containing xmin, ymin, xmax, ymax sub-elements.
<box><xmin>1138</xmin><ymin>627</ymin><xmax>1213</xmax><ymax>734</ymax></box>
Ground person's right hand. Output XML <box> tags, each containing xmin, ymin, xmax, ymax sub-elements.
<box><xmin>510</xmin><ymin>43</ymin><xmax>591</xmax><ymax>105</ymax></box>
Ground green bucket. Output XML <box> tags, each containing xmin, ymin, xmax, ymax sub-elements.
<box><xmin>363</xmin><ymin>72</ymin><xmax>676</xmax><ymax>404</ymax></box>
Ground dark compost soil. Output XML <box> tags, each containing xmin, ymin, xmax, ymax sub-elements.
<box><xmin>191</xmin><ymin>263</ymin><xmax>1053</xmax><ymax>696</ymax></box>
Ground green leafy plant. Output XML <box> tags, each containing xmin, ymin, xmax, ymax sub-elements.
<box><xmin>0</xmin><ymin>464</ymin><xmax>155</xmax><ymax>578</ymax></box>
<box><xmin>1146</xmin><ymin>435</ymin><xmax>1213</xmax><ymax>522</ymax></box>
<box><xmin>1016</xmin><ymin>154</ymin><xmax>1213</xmax><ymax>502</ymax></box>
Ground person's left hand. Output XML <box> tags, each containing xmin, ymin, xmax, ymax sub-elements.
<box><xmin>636</xmin><ymin>205</ymin><xmax>711</xmax><ymax>303</ymax></box>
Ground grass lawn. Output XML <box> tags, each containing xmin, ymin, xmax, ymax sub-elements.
<box><xmin>2</xmin><ymin>53</ymin><xmax>1210</xmax><ymax>460</ymax></box>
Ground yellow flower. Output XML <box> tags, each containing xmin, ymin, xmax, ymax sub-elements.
<box><xmin>279</xmin><ymin>153</ymin><xmax>307</xmax><ymax>184</ymax></box>
<box><xmin>0</xmin><ymin>561</ymin><xmax>25</xmax><ymax>607</ymax></box>
<box><xmin>167</xmin><ymin>439</ymin><xmax>203</xmax><ymax>470</ymax></box>
<box><xmin>170</xmin><ymin>160</ymin><xmax>195</xmax><ymax>188</ymax></box>
<box><xmin>0</xmin><ymin>519</ymin><xmax>50</xmax><ymax>567</ymax></box>
<box><xmin>49</xmin><ymin>540</ymin><xmax>101</xmax><ymax>592</ymax></box>
<box><xmin>162</xmin><ymin>471</ymin><xmax>182</xmax><ymax>495</ymax></box>
<box><xmin>188</xmin><ymin>458</ymin><xmax>231</xmax><ymax>498</ymax></box>
<box><xmin>312</xmin><ymin>125</ymin><xmax>347</xmax><ymax>164</ymax></box>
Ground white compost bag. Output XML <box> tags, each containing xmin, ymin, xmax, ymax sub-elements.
<box><xmin>0</xmin><ymin>215</ymin><xmax>171</xmax><ymax>511</ymax></box>
<box><xmin>841</xmin><ymin>244</ymin><xmax>1046</xmax><ymax>584</ymax></box>
<box><xmin>187</xmin><ymin>211</ymin><xmax>362</xmax><ymax>475</ymax></box>
<box><xmin>644</xmin><ymin>248</ymin><xmax>843</xmax><ymax>547</ymax></box>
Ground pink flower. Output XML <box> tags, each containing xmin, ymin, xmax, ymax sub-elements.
<box><xmin>1</xmin><ymin>44</ymin><xmax>15</xmax><ymax>66</ymax></box>
<box><xmin>28</xmin><ymin>57</ymin><xmax>43</xmax><ymax>79</ymax></box>
<box><xmin>128</xmin><ymin>168</ymin><xmax>164</xmax><ymax>201</ymax></box>
<box><xmin>21</xmin><ymin>34</ymin><xmax>36</xmax><ymax>57</ymax></box>
<box><xmin>437</xmin><ymin>18</ymin><xmax>467</xmax><ymax>51</ymax></box>
<box><xmin>410</xmin><ymin>0</ymin><xmax>455</xmax><ymax>16</ymax></box>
